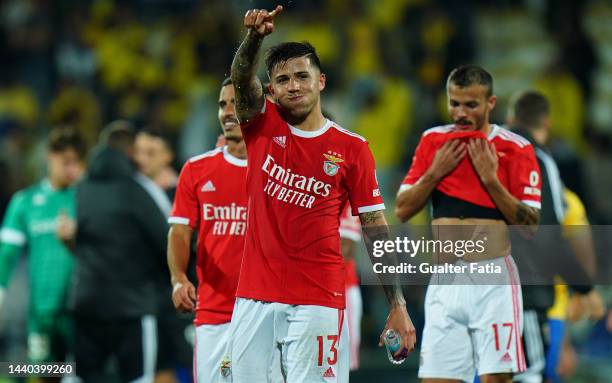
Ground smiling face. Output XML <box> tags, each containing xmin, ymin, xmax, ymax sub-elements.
<box><xmin>447</xmin><ymin>83</ymin><xmax>496</xmax><ymax>132</ymax></box>
<box><xmin>268</xmin><ymin>56</ymin><xmax>325</xmax><ymax>123</ymax></box>
<box><xmin>218</xmin><ymin>84</ymin><xmax>243</xmax><ymax>143</ymax></box>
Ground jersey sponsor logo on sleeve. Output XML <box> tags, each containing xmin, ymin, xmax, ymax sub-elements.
<box><xmin>373</xmin><ymin>188</ymin><xmax>381</xmax><ymax>197</ymax></box>
<box><xmin>273</xmin><ymin>136</ymin><xmax>287</xmax><ymax>148</ymax></box>
<box><xmin>523</xmin><ymin>187</ymin><xmax>541</xmax><ymax>196</ymax></box>
<box><xmin>201</xmin><ymin>180</ymin><xmax>216</xmax><ymax>192</ymax></box>
<box><xmin>323</xmin><ymin>152</ymin><xmax>344</xmax><ymax>177</ymax></box>
<box><xmin>261</xmin><ymin>154</ymin><xmax>333</xmax><ymax>209</ymax></box>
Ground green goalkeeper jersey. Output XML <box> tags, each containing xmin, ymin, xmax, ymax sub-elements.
<box><xmin>0</xmin><ymin>179</ymin><xmax>75</xmax><ymax>316</ymax></box>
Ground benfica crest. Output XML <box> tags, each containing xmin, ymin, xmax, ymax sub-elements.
<box><xmin>323</xmin><ymin>152</ymin><xmax>344</xmax><ymax>176</ymax></box>
<box><xmin>220</xmin><ymin>358</ymin><xmax>231</xmax><ymax>378</ymax></box>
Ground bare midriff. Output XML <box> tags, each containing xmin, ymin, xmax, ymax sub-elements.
<box><xmin>431</xmin><ymin>217</ymin><xmax>510</xmax><ymax>263</ymax></box>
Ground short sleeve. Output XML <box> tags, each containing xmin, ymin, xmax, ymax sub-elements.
<box><xmin>509</xmin><ymin>145</ymin><xmax>542</xmax><ymax>209</ymax></box>
<box><xmin>346</xmin><ymin>143</ymin><xmax>385</xmax><ymax>216</ymax></box>
<box><xmin>0</xmin><ymin>192</ymin><xmax>27</xmax><ymax>248</ymax></box>
<box><xmin>339</xmin><ymin>204</ymin><xmax>362</xmax><ymax>242</ymax></box>
<box><xmin>169</xmin><ymin>162</ymin><xmax>199</xmax><ymax>229</ymax></box>
<box><xmin>399</xmin><ymin>134</ymin><xmax>430</xmax><ymax>193</ymax></box>
<box><xmin>0</xmin><ymin>192</ymin><xmax>27</xmax><ymax>287</ymax></box>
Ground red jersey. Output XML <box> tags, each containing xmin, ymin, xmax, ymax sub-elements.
<box><xmin>238</xmin><ymin>99</ymin><xmax>384</xmax><ymax>309</ymax></box>
<box><xmin>400</xmin><ymin>124</ymin><xmax>542</xmax><ymax>211</ymax></box>
<box><xmin>339</xmin><ymin>204</ymin><xmax>361</xmax><ymax>288</ymax></box>
<box><xmin>169</xmin><ymin>146</ymin><xmax>247</xmax><ymax>325</ymax></box>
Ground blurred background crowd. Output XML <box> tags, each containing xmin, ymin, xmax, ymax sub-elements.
<box><xmin>1</xmin><ymin>0</ymin><xmax>612</xmax><ymax>382</ymax></box>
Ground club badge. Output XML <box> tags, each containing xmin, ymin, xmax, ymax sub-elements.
<box><xmin>323</xmin><ymin>152</ymin><xmax>344</xmax><ymax>176</ymax></box>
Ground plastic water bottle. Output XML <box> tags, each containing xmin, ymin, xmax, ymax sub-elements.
<box><xmin>384</xmin><ymin>329</ymin><xmax>407</xmax><ymax>365</ymax></box>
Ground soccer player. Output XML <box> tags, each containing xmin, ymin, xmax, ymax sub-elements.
<box><xmin>396</xmin><ymin>66</ymin><xmax>542</xmax><ymax>383</ymax></box>
<box><xmin>228</xmin><ymin>6</ymin><xmax>415</xmax><ymax>382</ymax></box>
<box><xmin>168</xmin><ymin>78</ymin><xmax>249</xmax><ymax>383</ymax></box>
<box><xmin>0</xmin><ymin>127</ymin><xmax>85</xmax><ymax>373</ymax></box>
<box><xmin>339</xmin><ymin>204</ymin><xmax>363</xmax><ymax>371</ymax></box>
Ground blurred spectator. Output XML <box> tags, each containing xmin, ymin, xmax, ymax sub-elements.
<box><xmin>135</xmin><ymin>129</ymin><xmax>178</xmax><ymax>194</ymax></box>
<box><xmin>55</xmin><ymin>8</ymin><xmax>97</xmax><ymax>87</ymax></box>
<box><xmin>535</xmin><ymin>61</ymin><xmax>587</xmax><ymax>154</ymax></box>
<box><xmin>134</xmin><ymin>129</ymin><xmax>191</xmax><ymax>383</ymax></box>
<box><xmin>70</xmin><ymin>121</ymin><xmax>168</xmax><ymax>382</ymax></box>
<box><xmin>47</xmin><ymin>80</ymin><xmax>101</xmax><ymax>147</ymax></box>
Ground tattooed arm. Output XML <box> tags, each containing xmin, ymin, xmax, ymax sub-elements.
<box><xmin>359</xmin><ymin>210</ymin><xmax>416</xmax><ymax>355</ymax></box>
<box><xmin>231</xmin><ymin>6</ymin><xmax>282</xmax><ymax>123</ymax></box>
<box><xmin>484</xmin><ymin>179</ymin><xmax>540</xmax><ymax>227</ymax></box>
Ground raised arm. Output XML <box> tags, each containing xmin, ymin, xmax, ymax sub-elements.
<box><xmin>359</xmin><ymin>210</ymin><xmax>416</xmax><ymax>357</ymax></box>
<box><xmin>231</xmin><ymin>5</ymin><xmax>282</xmax><ymax>123</ymax></box>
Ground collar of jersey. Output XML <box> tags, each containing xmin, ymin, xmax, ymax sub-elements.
<box><xmin>42</xmin><ymin>178</ymin><xmax>57</xmax><ymax>192</ymax></box>
<box><xmin>487</xmin><ymin>124</ymin><xmax>501</xmax><ymax>140</ymax></box>
<box><xmin>288</xmin><ymin>119</ymin><xmax>332</xmax><ymax>138</ymax></box>
<box><xmin>223</xmin><ymin>146</ymin><xmax>247</xmax><ymax>167</ymax></box>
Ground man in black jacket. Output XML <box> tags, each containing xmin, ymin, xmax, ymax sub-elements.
<box><xmin>507</xmin><ymin>92</ymin><xmax>602</xmax><ymax>382</ymax></box>
<box><xmin>71</xmin><ymin>121</ymin><xmax>168</xmax><ymax>383</ymax></box>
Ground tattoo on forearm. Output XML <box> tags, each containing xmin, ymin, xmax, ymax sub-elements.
<box><xmin>516</xmin><ymin>204</ymin><xmax>527</xmax><ymax>223</ymax></box>
<box><xmin>515</xmin><ymin>204</ymin><xmax>539</xmax><ymax>225</ymax></box>
<box><xmin>359</xmin><ymin>211</ymin><xmax>406</xmax><ymax>306</ymax></box>
<box><xmin>231</xmin><ymin>31</ymin><xmax>262</xmax><ymax>83</ymax></box>
<box><xmin>231</xmin><ymin>31</ymin><xmax>264</xmax><ymax>118</ymax></box>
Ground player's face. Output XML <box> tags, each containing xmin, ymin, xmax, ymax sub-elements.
<box><xmin>269</xmin><ymin>56</ymin><xmax>325</xmax><ymax>122</ymax></box>
<box><xmin>135</xmin><ymin>133</ymin><xmax>172</xmax><ymax>179</ymax></box>
<box><xmin>48</xmin><ymin>148</ymin><xmax>84</xmax><ymax>188</ymax></box>
<box><xmin>447</xmin><ymin>83</ymin><xmax>496</xmax><ymax>131</ymax></box>
<box><xmin>218</xmin><ymin>84</ymin><xmax>243</xmax><ymax>143</ymax></box>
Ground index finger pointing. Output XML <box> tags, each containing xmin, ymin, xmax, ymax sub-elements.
<box><xmin>269</xmin><ymin>5</ymin><xmax>283</xmax><ymax>18</ymax></box>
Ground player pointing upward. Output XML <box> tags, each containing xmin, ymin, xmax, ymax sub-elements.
<box><xmin>228</xmin><ymin>5</ymin><xmax>415</xmax><ymax>382</ymax></box>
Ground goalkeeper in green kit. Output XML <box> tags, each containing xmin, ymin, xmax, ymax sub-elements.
<box><xmin>0</xmin><ymin>127</ymin><xmax>86</xmax><ymax>365</ymax></box>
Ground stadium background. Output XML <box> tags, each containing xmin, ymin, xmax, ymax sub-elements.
<box><xmin>0</xmin><ymin>0</ymin><xmax>611</xmax><ymax>382</ymax></box>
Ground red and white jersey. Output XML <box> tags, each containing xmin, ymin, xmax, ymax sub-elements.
<box><xmin>400</xmin><ymin>124</ymin><xmax>542</xmax><ymax>210</ymax></box>
<box><xmin>169</xmin><ymin>146</ymin><xmax>247</xmax><ymax>325</ymax></box>
<box><xmin>340</xmin><ymin>204</ymin><xmax>362</xmax><ymax>288</ymax></box>
<box><xmin>237</xmin><ymin>99</ymin><xmax>384</xmax><ymax>309</ymax></box>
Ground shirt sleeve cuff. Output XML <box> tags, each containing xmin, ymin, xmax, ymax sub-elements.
<box><xmin>357</xmin><ymin>203</ymin><xmax>386</xmax><ymax>214</ymax></box>
<box><xmin>168</xmin><ymin>217</ymin><xmax>190</xmax><ymax>225</ymax></box>
<box><xmin>521</xmin><ymin>200</ymin><xmax>541</xmax><ymax>209</ymax></box>
<box><xmin>0</xmin><ymin>228</ymin><xmax>26</xmax><ymax>246</ymax></box>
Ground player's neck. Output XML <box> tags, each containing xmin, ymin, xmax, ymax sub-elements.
<box><xmin>291</xmin><ymin>109</ymin><xmax>326</xmax><ymax>133</ymax></box>
<box><xmin>47</xmin><ymin>177</ymin><xmax>65</xmax><ymax>190</ymax></box>
<box><xmin>227</xmin><ymin>141</ymin><xmax>247</xmax><ymax>160</ymax></box>
<box><xmin>531</xmin><ymin>128</ymin><xmax>547</xmax><ymax>146</ymax></box>
<box><xmin>480</xmin><ymin>122</ymin><xmax>492</xmax><ymax>137</ymax></box>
